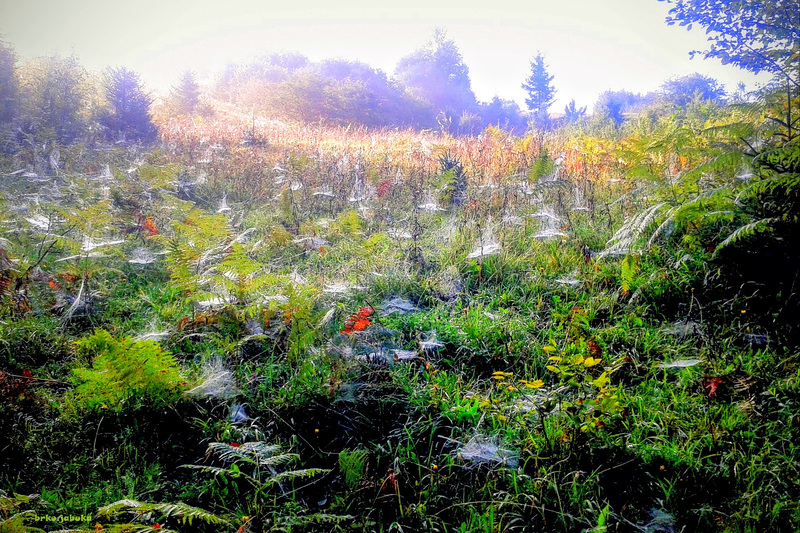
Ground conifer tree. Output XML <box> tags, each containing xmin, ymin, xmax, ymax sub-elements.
<box><xmin>101</xmin><ymin>67</ymin><xmax>156</xmax><ymax>142</ymax></box>
<box><xmin>522</xmin><ymin>53</ymin><xmax>556</xmax><ymax>129</ymax></box>
<box><xmin>171</xmin><ymin>69</ymin><xmax>200</xmax><ymax>115</ymax></box>
<box><xmin>564</xmin><ymin>99</ymin><xmax>587</xmax><ymax>123</ymax></box>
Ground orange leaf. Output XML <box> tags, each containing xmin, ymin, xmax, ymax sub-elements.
<box><xmin>143</xmin><ymin>217</ymin><xmax>159</xmax><ymax>236</ymax></box>
<box><xmin>352</xmin><ymin>319</ymin><xmax>370</xmax><ymax>331</ymax></box>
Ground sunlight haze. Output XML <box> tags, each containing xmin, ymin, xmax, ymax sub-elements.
<box><xmin>2</xmin><ymin>0</ymin><xmax>768</xmax><ymax>111</ymax></box>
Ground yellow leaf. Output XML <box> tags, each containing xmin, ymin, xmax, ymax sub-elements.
<box><xmin>543</xmin><ymin>345</ymin><xmax>557</xmax><ymax>353</ymax></box>
<box><xmin>547</xmin><ymin>356</ymin><xmax>562</xmax><ymax>362</ymax></box>
<box><xmin>584</xmin><ymin>357</ymin><xmax>601</xmax><ymax>367</ymax></box>
<box><xmin>526</xmin><ymin>379</ymin><xmax>544</xmax><ymax>389</ymax></box>
<box><xmin>592</xmin><ymin>372</ymin><xmax>608</xmax><ymax>388</ymax></box>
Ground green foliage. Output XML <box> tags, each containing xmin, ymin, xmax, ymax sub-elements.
<box><xmin>338</xmin><ymin>449</ymin><xmax>368</xmax><ymax>490</ymax></box>
<box><xmin>435</xmin><ymin>151</ymin><xmax>467</xmax><ymax>206</ymax></box>
<box><xmin>209</xmin><ymin>242</ymin><xmax>278</xmax><ymax>310</ymax></box>
<box><xmin>0</xmin><ymin>492</ymin><xmax>46</xmax><ymax>533</ymax></box>
<box><xmin>17</xmin><ymin>54</ymin><xmax>90</xmax><ymax>143</ymax></box>
<box><xmin>0</xmin><ymin>316</ymin><xmax>71</xmax><ymax>368</ymax></box>
<box><xmin>2</xmin><ymin>52</ymin><xmax>800</xmax><ymax>533</ymax></box>
<box><xmin>160</xmin><ymin>209</ymin><xmax>231</xmax><ymax>295</ymax></box>
<box><xmin>278</xmin><ymin>185</ymin><xmax>296</xmax><ymax>227</ymax></box>
<box><xmin>527</xmin><ymin>150</ymin><xmax>556</xmax><ymax>181</ymax></box>
<box><xmin>330</xmin><ymin>210</ymin><xmax>362</xmax><ymax>238</ymax></box>
<box><xmin>661</xmin><ymin>0</ymin><xmax>800</xmax><ymax>84</ymax></box>
<box><xmin>620</xmin><ymin>253</ymin><xmax>640</xmax><ymax>294</ymax></box>
<box><xmin>97</xmin><ymin>499</ymin><xmax>228</xmax><ymax>527</ymax></box>
<box><xmin>661</xmin><ymin>73</ymin><xmax>726</xmax><ymax>107</ymax></box>
<box><xmin>71</xmin><ymin>330</ymin><xmax>186</xmax><ymax>412</ymax></box>
<box><xmin>183</xmin><ymin>441</ymin><xmax>328</xmax><ymax>517</ymax></box>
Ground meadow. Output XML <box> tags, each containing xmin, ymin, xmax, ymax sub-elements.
<box><xmin>1</xmin><ymin>85</ymin><xmax>800</xmax><ymax>533</ymax></box>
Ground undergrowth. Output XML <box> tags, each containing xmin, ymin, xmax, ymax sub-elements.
<box><xmin>1</xmin><ymin>93</ymin><xmax>799</xmax><ymax>533</ymax></box>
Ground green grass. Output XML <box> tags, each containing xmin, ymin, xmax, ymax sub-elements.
<box><xmin>2</xmin><ymin>125</ymin><xmax>800</xmax><ymax>533</ymax></box>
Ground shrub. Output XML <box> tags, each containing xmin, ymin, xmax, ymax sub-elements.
<box><xmin>71</xmin><ymin>329</ymin><xmax>186</xmax><ymax>412</ymax></box>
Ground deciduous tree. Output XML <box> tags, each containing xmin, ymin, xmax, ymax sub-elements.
<box><xmin>660</xmin><ymin>0</ymin><xmax>799</xmax><ymax>87</ymax></box>
<box><xmin>395</xmin><ymin>29</ymin><xmax>477</xmax><ymax>132</ymax></box>
<box><xmin>661</xmin><ymin>73</ymin><xmax>726</xmax><ymax>107</ymax></box>
<box><xmin>18</xmin><ymin>54</ymin><xmax>89</xmax><ymax>143</ymax></box>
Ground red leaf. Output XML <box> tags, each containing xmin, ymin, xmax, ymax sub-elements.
<box><xmin>341</xmin><ymin>306</ymin><xmax>374</xmax><ymax>334</ymax></box>
<box><xmin>704</xmin><ymin>377</ymin><xmax>724</xmax><ymax>398</ymax></box>
<box><xmin>588</xmin><ymin>339</ymin><xmax>602</xmax><ymax>359</ymax></box>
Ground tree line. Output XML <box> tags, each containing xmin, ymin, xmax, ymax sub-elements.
<box><xmin>0</xmin><ymin>26</ymin><xmax>742</xmax><ymax>150</ymax></box>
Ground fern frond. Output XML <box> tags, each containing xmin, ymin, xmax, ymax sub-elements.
<box><xmin>647</xmin><ymin>206</ymin><xmax>679</xmax><ymax>246</ymax></box>
<box><xmin>149</xmin><ymin>502</ymin><xmax>229</xmax><ymax>526</ymax></box>
<box><xmin>713</xmin><ymin>217</ymin><xmax>779</xmax><ymax>256</ymax></box>
<box><xmin>274</xmin><ymin>513</ymin><xmax>355</xmax><ymax>527</ymax></box>
<box><xmin>181</xmin><ymin>464</ymin><xmax>261</xmax><ymax>486</ymax></box>
<box><xmin>0</xmin><ymin>510</ymin><xmax>45</xmax><ymax>533</ymax></box>
<box><xmin>598</xmin><ymin>203</ymin><xmax>667</xmax><ymax>258</ymax></box>
<box><xmin>97</xmin><ymin>499</ymin><xmax>229</xmax><ymax>527</ymax></box>
<box><xmin>96</xmin><ymin>499</ymin><xmax>141</xmax><ymax>517</ymax></box>
<box><xmin>206</xmin><ymin>441</ymin><xmax>286</xmax><ymax>465</ymax></box>
<box><xmin>261</xmin><ymin>468</ymin><xmax>330</xmax><ymax>487</ymax></box>
<box><xmin>54</xmin><ymin>526</ymin><xmax>178</xmax><ymax>533</ymax></box>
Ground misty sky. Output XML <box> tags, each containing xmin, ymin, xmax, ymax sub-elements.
<box><xmin>1</xmin><ymin>0</ymin><xmax>769</xmax><ymax>112</ymax></box>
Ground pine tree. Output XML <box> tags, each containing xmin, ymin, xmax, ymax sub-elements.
<box><xmin>101</xmin><ymin>67</ymin><xmax>156</xmax><ymax>142</ymax></box>
<box><xmin>171</xmin><ymin>69</ymin><xmax>200</xmax><ymax>115</ymax></box>
<box><xmin>522</xmin><ymin>53</ymin><xmax>556</xmax><ymax>129</ymax></box>
<box><xmin>564</xmin><ymin>99</ymin><xmax>587</xmax><ymax>123</ymax></box>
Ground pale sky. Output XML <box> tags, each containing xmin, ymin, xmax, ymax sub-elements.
<box><xmin>1</xmin><ymin>0</ymin><xmax>769</xmax><ymax>112</ymax></box>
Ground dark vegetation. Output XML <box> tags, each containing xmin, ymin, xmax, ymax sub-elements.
<box><xmin>1</xmin><ymin>3</ymin><xmax>799</xmax><ymax>532</ymax></box>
